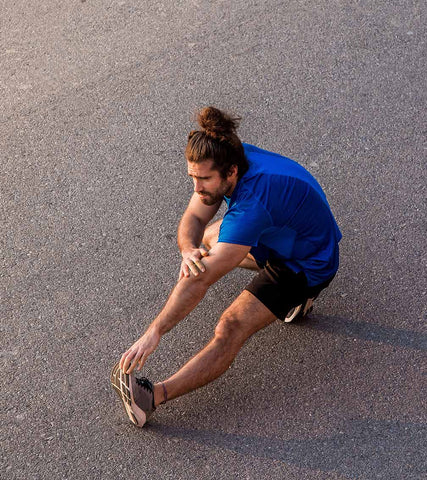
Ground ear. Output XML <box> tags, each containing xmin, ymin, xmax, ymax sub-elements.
<box><xmin>227</xmin><ymin>165</ymin><xmax>238</xmax><ymax>178</ymax></box>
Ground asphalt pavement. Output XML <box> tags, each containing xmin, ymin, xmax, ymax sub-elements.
<box><xmin>1</xmin><ymin>1</ymin><xmax>426</xmax><ymax>479</ymax></box>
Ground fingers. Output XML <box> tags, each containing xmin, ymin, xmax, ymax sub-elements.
<box><xmin>120</xmin><ymin>348</ymin><xmax>141</xmax><ymax>374</ymax></box>
<box><xmin>194</xmin><ymin>259</ymin><xmax>206</xmax><ymax>273</ymax></box>
<box><xmin>120</xmin><ymin>350</ymin><xmax>130</xmax><ymax>370</ymax></box>
<box><xmin>182</xmin><ymin>263</ymin><xmax>190</xmax><ymax>278</ymax></box>
<box><xmin>186</xmin><ymin>257</ymin><xmax>206</xmax><ymax>276</ymax></box>
<box><xmin>187</xmin><ymin>260</ymin><xmax>203</xmax><ymax>276</ymax></box>
<box><xmin>180</xmin><ymin>248</ymin><xmax>209</xmax><ymax>278</ymax></box>
<box><xmin>121</xmin><ymin>349</ymin><xmax>144</xmax><ymax>374</ymax></box>
<box><xmin>178</xmin><ymin>263</ymin><xmax>184</xmax><ymax>281</ymax></box>
<box><xmin>181</xmin><ymin>259</ymin><xmax>202</xmax><ymax>277</ymax></box>
<box><xmin>127</xmin><ymin>353</ymin><xmax>143</xmax><ymax>374</ymax></box>
<box><xmin>178</xmin><ymin>262</ymin><xmax>190</xmax><ymax>280</ymax></box>
<box><xmin>120</xmin><ymin>352</ymin><xmax>131</xmax><ymax>373</ymax></box>
<box><xmin>119</xmin><ymin>329</ymin><xmax>160</xmax><ymax>374</ymax></box>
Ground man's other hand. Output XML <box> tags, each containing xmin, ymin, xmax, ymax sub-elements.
<box><xmin>120</xmin><ymin>327</ymin><xmax>161</xmax><ymax>374</ymax></box>
<box><xmin>179</xmin><ymin>247</ymin><xmax>209</xmax><ymax>280</ymax></box>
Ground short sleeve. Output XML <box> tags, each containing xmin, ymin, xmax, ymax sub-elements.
<box><xmin>218</xmin><ymin>196</ymin><xmax>272</xmax><ymax>247</ymax></box>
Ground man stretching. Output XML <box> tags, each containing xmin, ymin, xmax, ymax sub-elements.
<box><xmin>111</xmin><ymin>106</ymin><xmax>342</xmax><ymax>427</ymax></box>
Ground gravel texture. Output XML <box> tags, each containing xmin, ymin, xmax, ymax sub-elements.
<box><xmin>1</xmin><ymin>1</ymin><xmax>426</xmax><ymax>479</ymax></box>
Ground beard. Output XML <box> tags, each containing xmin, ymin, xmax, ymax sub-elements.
<box><xmin>198</xmin><ymin>179</ymin><xmax>233</xmax><ymax>205</ymax></box>
<box><xmin>198</xmin><ymin>192</ymin><xmax>221</xmax><ymax>205</ymax></box>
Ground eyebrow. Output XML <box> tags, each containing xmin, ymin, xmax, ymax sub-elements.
<box><xmin>188</xmin><ymin>173</ymin><xmax>211</xmax><ymax>180</ymax></box>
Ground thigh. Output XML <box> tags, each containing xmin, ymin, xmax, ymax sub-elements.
<box><xmin>220</xmin><ymin>290</ymin><xmax>277</xmax><ymax>337</ymax></box>
<box><xmin>237</xmin><ymin>253</ymin><xmax>262</xmax><ymax>271</ymax></box>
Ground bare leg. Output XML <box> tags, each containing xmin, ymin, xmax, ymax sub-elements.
<box><xmin>202</xmin><ymin>219</ymin><xmax>261</xmax><ymax>272</ymax></box>
<box><xmin>153</xmin><ymin>290</ymin><xmax>276</xmax><ymax>405</ymax></box>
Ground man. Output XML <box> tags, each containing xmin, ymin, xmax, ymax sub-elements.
<box><xmin>111</xmin><ymin>107</ymin><xmax>341</xmax><ymax>427</ymax></box>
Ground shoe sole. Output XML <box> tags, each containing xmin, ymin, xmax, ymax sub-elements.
<box><xmin>110</xmin><ymin>362</ymin><xmax>147</xmax><ymax>427</ymax></box>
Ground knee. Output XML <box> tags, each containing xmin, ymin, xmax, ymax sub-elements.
<box><xmin>214</xmin><ymin>311</ymin><xmax>245</xmax><ymax>344</ymax></box>
<box><xmin>202</xmin><ymin>230</ymin><xmax>214</xmax><ymax>250</ymax></box>
<box><xmin>202</xmin><ymin>221</ymin><xmax>220</xmax><ymax>250</ymax></box>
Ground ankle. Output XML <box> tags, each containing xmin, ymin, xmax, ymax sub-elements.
<box><xmin>153</xmin><ymin>382</ymin><xmax>168</xmax><ymax>407</ymax></box>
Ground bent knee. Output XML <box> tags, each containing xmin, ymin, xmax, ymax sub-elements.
<box><xmin>202</xmin><ymin>220</ymin><xmax>221</xmax><ymax>250</ymax></box>
<box><xmin>202</xmin><ymin>230</ymin><xmax>216</xmax><ymax>250</ymax></box>
<box><xmin>214</xmin><ymin>312</ymin><xmax>245</xmax><ymax>342</ymax></box>
<box><xmin>202</xmin><ymin>232</ymin><xmax>213</xmax><ymax>250</ymax></box>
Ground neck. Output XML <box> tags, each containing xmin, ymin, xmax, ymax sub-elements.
<box><xmin>225</xmin><ymin>177</ymin><xmax>238</xmax><ymax>198</ymax></box>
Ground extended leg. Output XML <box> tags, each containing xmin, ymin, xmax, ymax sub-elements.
<box><xmin>153</xmin><ymin>290</ymin><xmax>276</xmax><ymax>405</ymax></box>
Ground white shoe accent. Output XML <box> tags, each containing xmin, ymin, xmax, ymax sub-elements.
<box><xmin>284</xmin><ymin>297</ymin><xmax>316</xmax><ymax>322</ymax></box>
<box><xmin>302</xmin><ymin>297</ymin><xmax>315</xmax><ymax>316</ymax></box>
<box><xmin>284</xmin><ymin>304</ymin><xmax>302</xmax><ymax>322</ymax></box>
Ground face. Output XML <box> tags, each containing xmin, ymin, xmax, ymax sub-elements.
<box><xmin>187</xmin><ymin>160</ymin><xmax>237</xmax><ymax>205</ymax></box>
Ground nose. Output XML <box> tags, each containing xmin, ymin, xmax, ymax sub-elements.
<box><xmin>194</xmin><ymin>179</ymin><xmax>203</xmax><ymax>193</ymax></box>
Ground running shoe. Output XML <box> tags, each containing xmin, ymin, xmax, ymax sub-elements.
<box><xmin>110</xmin><ymin>362</ymin><xmax>156</xmax><ymax>427</ymax></box>
<box><xmin>284</xmin><ymin>296</ymin><xmax>316</xmax><ymax>323</ymax></box>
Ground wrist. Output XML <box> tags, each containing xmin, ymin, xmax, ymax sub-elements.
<box><xmin>146</xmin><ymin>323</ymin><xmax>162</xmax><ymax>338</ymax></box>
<box><xmin>150</xmin><ymin>316</ymin><xmax>171</xmax><ymax>337</ymax></box>
<box><xmin>180</xmin><ymin>243</ymin><xmax>197</xmax><ymax>254</ymax></box>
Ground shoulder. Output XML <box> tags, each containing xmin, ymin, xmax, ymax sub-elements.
<box><xmin>225</xmin><ymin>184</ymin><xmax>272</xmax><ymax>227</ymax></box>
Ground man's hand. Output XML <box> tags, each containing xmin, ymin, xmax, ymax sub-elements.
<box><xmin>179</xmin><ymin>247</ymin><xmax>209</xmax><ymax>280</ymax></box>
<box><xmin>120</xmin><ymin>326</ymin><xmax>161</xmax><ymax>374</ymax></box>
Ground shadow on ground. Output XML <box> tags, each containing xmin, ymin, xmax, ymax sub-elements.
<box><xmin>296</xmin><ymin>315</ymin><xmax>427</xmax><ymax>352</ymax></box>
<box><xmin>145</xmin><ymin>314</ymin><xmax>427</xmax><ymax>479</ymax></box>
<box><xmin>149</xmin><ymin>419</ymin><xmax>426</xmax><ymax>480</ymax></box>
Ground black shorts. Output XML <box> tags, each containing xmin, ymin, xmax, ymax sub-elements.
<box><xmin>245</xmin><ymin>261</ymin><xmax>335</xmax><ymax>320</ymax></box>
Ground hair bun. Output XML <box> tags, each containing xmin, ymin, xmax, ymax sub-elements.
<box><xmin>197</xmin><ymin>106</ymin><xmax>240</xmax><ymax>141</ymax></box>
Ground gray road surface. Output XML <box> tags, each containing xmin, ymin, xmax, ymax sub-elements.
<box><xmin>1</xmin><ymin>1</ymin><xmax>426</xmax><ymax>479</ymax></box>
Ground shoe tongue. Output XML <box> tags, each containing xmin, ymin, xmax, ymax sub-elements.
<box><xmin>133</xmin><ymin>376</ymin><xmax>154</xmax><ymax>412</ymax></box>
<box><xmin>137</xmin><ymin>377</ymin><xmax>153</xmax><ymax>390</ymax></box>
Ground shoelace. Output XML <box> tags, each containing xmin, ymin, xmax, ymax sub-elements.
<box><xmin>135</xmin><ymin>377</ymin><xmax>167</xmax><ymax>405</ymax></box>
<box><xmin>135</xmin><ymin>377</ymin><xmax>153</xmax><ymax>393</ymax></box>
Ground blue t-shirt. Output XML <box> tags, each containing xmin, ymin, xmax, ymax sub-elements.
<box><xmin>218</xmin><ymin>143</ymin><xmax>342</xmax><ymax>286</ymax></box>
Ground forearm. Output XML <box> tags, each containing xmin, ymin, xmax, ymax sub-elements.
<box><xmin>150</xmin><ymin>277</ymin><xmax>209</xmax><ymax>336</ymax></box>
<box><xmin>177</xmin><ymin>212</ymin><xmax>205</xmax><ymax>252</ymax></box>
<box><xmin>120</xmin><ymin>277</ymin><xmax>209</xmax><ymax>374</ymax></box>
<box><xmin>120</xmin><ymin>242</ymin><xmax>248</xmax><ymax>374</ymax></box>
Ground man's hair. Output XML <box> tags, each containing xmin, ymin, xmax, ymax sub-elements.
<box><xmin>185</xmin><ymin>106</ymin><xmax>249</xmax><ymax>179</ymax></box>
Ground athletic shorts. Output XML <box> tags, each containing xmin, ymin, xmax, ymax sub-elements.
<box><xmin>245</xmin><ymin>261</ymin><xmax>335</xmax><ymax>320</ymax></box>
